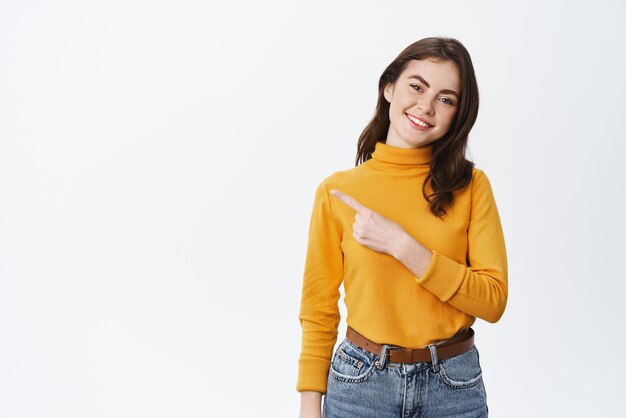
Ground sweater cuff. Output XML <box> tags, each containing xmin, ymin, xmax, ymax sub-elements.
<box><xmin>296</xmin><ymin>358</ymin><xmax>330</xmax><ymax>394</ymax></box>
<box><xmin>414</xmin><ymin>250</ymin><xmax>466</xmax><ymax>302</ymax></box>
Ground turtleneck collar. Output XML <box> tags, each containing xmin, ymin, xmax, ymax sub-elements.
<box><xmin>369</xmin><ymin>140</ymin><xmax>433</xmax><ymax>167</ymax></box>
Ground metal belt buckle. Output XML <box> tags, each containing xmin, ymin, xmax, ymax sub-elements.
<box><xmin>385</xmin><ymin>345</ymin><xmax>404</xmax><ymax>362</ymax></box>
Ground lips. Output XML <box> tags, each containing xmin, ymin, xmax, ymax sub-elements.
<box><xmin>405</xmin><ymin>112</ymin><xmax>433</xmax><ymax>128</ymax></box>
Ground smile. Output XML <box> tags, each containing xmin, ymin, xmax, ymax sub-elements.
<box><xmin>405</xmin><ymin>113</ymin><xmax>432</xmax><ymax>128</ymax></box>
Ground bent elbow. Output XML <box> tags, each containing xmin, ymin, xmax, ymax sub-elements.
<box><xmin>484</xmin><ymin>302</ymin><xmax>507</xmax><ymax>323</ymax></box>
<box><xmin>485</xmin><ymin>281</ymin><xmax>508</xmax><ymax>323</ymax></box>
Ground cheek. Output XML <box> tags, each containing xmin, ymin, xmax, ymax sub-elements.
<box><xmin>438</xmin><ymin>110</ymin><xmax>456</xmax><ymax>126</ymax></box>
<box><xmin>394</xmin><ymin>106</ymin><xmax>407</xmax><ymax>121</ymax></box>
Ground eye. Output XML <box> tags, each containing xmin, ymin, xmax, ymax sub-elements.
<box><xmin>441</xmin><ymin>97</ymin><xmax>455</xmax><ymax>105</ymax></box>
<box><xmin>412</xmin><ymin>84</ymin><xmax>455</xmax><ymax>105</ymax></box>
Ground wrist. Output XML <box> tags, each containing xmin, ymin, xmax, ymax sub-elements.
<box><xmin>390</xmin><ymin>230</ymin><xmax>417</xmax><ymax>262</ymax></box>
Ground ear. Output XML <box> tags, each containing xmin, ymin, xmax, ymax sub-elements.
<box><xmin>383</xmin><ymin>83</ymin><xmax>394</xmax><ymax>104</ymax></box>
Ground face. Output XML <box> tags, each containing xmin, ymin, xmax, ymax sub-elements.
<box><xmin>383</xmin><ymin>58</ymin><xmax>461</xmax><ymax>148</ymax></box>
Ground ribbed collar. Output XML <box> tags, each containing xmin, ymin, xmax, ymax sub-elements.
<box><xmin>369</xmin><ymin>140</ymin><xmax>433</xmax><ymax>166</ymax></box>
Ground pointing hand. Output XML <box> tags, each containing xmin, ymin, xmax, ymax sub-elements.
<box><xmin>330</xmin><ymin>189</ymin><xmax>407</xmax><ymax>256</ymax></box>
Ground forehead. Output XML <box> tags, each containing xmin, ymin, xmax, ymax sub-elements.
<box><xmin>401</xmin><ymin>58</ymin><xmax>461</xmax><ymax>91</ymax></box>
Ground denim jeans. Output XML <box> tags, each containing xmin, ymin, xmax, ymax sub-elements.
<box><xmin>322</xmin><ymin>335</ymin><xmax>488</xmax><ymax>418</ymax></box>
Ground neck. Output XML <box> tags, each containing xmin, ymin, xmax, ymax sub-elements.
<box><xmin>368</xmin><ymin>140</ymin><xmax>433</xmax><ymax>168</ymax></box>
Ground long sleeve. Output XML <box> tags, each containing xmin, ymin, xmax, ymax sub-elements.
<box><xmin>414</xmin><ymin>169</ymin><xmax>508</xmax><ymax>323</ymax></box>
<box><xmin>296</xmin><ymin>180</ymin><xmax>344</xmax><ymax>394</ymax></box>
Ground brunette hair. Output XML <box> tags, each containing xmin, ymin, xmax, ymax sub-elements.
<box><xmin>356</xmin><ymin>37</ymin><xmax>479</xmax><ymax>219</ymax></box>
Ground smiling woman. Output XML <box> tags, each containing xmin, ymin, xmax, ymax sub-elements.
<box><xmin>385</xmin><ymin>59</ymin><xmax>461</xmax><ymax>146</ymax></box>
<box><xmin>297</xmin><ymin>37</ymin><xmax>506</xmax><ymax>418</ymax></box>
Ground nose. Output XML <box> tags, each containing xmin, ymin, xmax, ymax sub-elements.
<box><xmin>417</xmin><ymin>98</ymin><xmax>435</xmax><ymax>115</ymax></box>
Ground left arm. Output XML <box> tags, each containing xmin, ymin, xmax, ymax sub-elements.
<box><xmin>330</xmin><ymin>170</ymin><xmax>508</xmax><ymax>323</ymax></box>
<box><xmin>392</xmin><ymin>170</ymin><xmax>509</xmax><ymax>323</ymax></box>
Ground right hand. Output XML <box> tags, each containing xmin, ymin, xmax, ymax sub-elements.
<box><xmin>299</xmin><ymin>391</ymin><xmax>322</xmax><ymax>418</ymax></box>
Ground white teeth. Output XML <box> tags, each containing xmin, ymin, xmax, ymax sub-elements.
<box><xmin>407</xmin><ymin>114</ymin><xmax>430</xmax><ymax>127</ymax></box>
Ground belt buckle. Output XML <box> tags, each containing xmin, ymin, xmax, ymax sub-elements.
<box><xmin>385</xmin><ymin>345</ymin><xmax>404</xmax><ymax>362</ymax></box>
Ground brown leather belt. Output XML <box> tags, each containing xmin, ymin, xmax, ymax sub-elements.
<box><xmin>346</xmin><ymin>325</ymin><xmax>475</xmax><ymax>364</ymax></box>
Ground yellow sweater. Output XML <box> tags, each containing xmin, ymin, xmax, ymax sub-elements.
<box><xmin>296</xmin><ymin>140</ymin><xmax>508</xmax><ymax>394</ymax></box>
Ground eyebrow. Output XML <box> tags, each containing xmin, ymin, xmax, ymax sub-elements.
<box><xmin>408</xmin><ymin>75</ymin><xmax>460</xmax><ymax>98</ymax></box>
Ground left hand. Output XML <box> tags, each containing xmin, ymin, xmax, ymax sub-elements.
<box><xmin>330</xmin><ymin>188</ymin><xmax>407</xmax><ymax>256</ymax></box>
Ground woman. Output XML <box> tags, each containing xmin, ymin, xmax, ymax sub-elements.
<box><xmin>297</xmin><ymin>37</ymin><xmax>508</xmax><ymax>418</ymax></box>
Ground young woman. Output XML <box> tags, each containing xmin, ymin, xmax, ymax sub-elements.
<box><xmin>297</xmin><ymin>37</ymin><xmax>508</xmax><ymax>418</ymax></box>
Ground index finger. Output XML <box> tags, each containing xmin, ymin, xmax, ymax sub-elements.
<box><xmin>330</xmin><ymin>189</ymin><xmax>368</xmax><ymax>214</ymax></box>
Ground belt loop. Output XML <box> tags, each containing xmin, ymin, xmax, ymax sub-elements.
<box><xmin>377</xmin><ymin>344</ymin><xmax>390</xmax><ymax>370</ymax></box>
<box><xmin>427</xmin><ymin>343</ymin><xmax>440</xmax><ymax>373</ymax></box>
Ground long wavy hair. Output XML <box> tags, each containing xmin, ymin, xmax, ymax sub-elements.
<box><xmin>356</xmin><ymin>37</ymin><xmax>479</xmax><ymax>220</ymax></box>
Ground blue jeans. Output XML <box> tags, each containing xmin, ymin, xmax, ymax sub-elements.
<box><xmin>323</xmin><ymin>335</ymin><xmax>488</xmax><ymax>418</ymax></box>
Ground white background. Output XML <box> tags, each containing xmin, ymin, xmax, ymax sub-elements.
<box><xmin>1</xmin><ymin>0</ymin><xmax>625</xmax><ymax>417</ymax></box>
